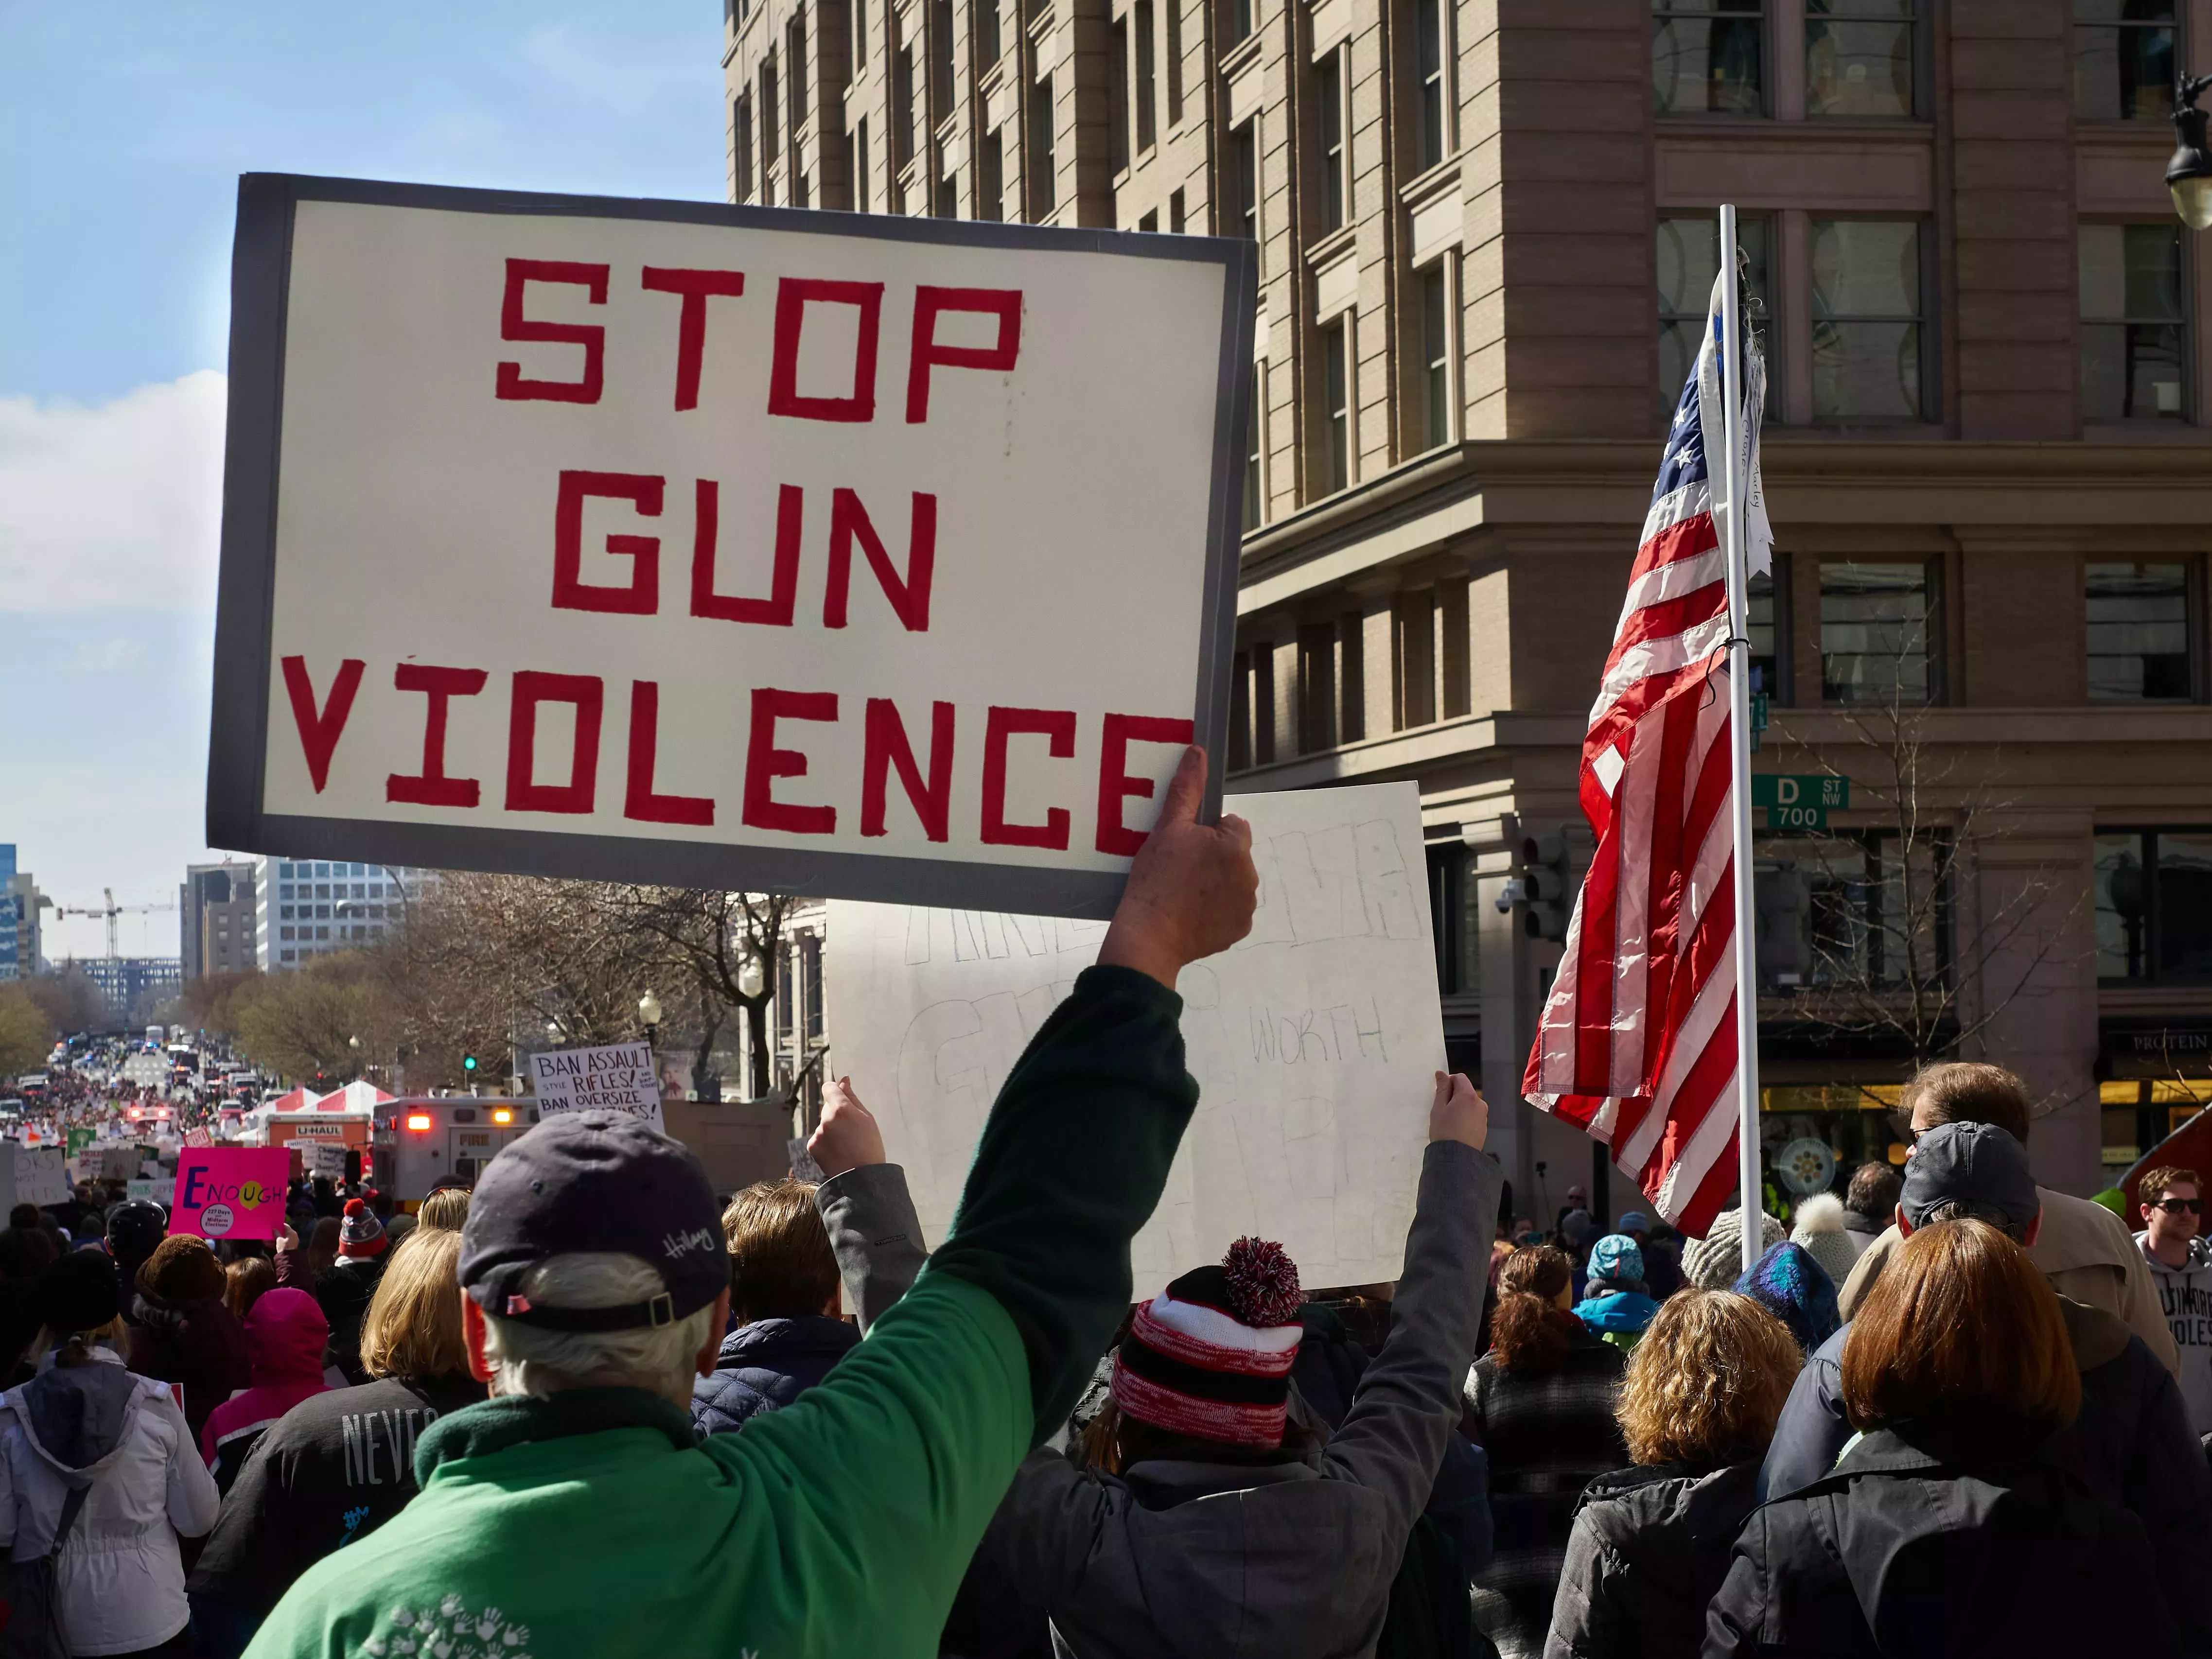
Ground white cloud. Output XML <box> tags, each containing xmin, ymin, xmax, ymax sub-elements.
<box><xmin>0</xmin><ymin>370</ymin><xmax>227</xmax><ymax>613</ymax></box>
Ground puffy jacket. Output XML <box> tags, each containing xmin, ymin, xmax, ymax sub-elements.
<box><xmin>1709</xmin><ymin>1429</ymin><xmax>2176</xmax><ymax>1658</ymax></box>
<box><xmin>944</xmin><ymin>1139</ymin><xmax>1503</xmax><ymax>1659</ymax></box>
<box><xmin>200</xmin><ymin>1288</ymin><xmax>331</xmax><ymax>1489</ymax></box>
<box><xmin>0</xmin><ymin>1347</ymin><xmax>221</xmax><ymax>1656</ymax></box>
<box><xmin>126</xmin><ymin>1288</ymin><xmax>249</xmax><ymax>1440</ymax></box>
<box><xmin>1567</xmin><ymin>1290</ymin><xmax>1658</xmax><ymax>1352</ymax></box>
<box><xmin>1760</xmin><ymin>1297</ymin><xmax>2212</xmax><ymax>1647</ymax></box>
<box><xmin>690</xmin><ymin>1316</ymin><xmax>860</xmax><ymax>1437</ymax></box>
<box><xmin>1542</xmin><ymin>1461</ymin><xmax>1757</xmax><ymax>1659</ymax></box>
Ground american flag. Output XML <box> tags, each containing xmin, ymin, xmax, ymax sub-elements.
<box><xmin>1522</xmin><ymin>274</ymin><xmax>1771</xmax><ymax>1236</ymax></box>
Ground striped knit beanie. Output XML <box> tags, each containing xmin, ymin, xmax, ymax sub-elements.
<box><xmin>338</xmin><ymin>1197</ymin><xmax>387</xmax><ymax>1259</ymax></box>
<box><xmin>1110</xmin><ymin>1237</ymin><xmax>1305</xmax><ymax>1449</ymax></box>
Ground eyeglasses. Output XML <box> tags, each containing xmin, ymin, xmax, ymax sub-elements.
<box><xmin>2151</xmin><ymin>1197</ymin><xmax>2204</xmax><ymax>1215</ymax></box>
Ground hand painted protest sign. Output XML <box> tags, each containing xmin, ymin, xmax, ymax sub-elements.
<box><xmin>208</xmin><ymin>175</ymin><xmax>1255</xmax><ymax>919</ymax></box>
<box><xmin>0</xmin><ymin>1147</ymin><xmax>69</xmax><ymax>1210</ymax></box>
<box><xmin>827</xmin><ymin>783</ymin><xmax>1448</xmax><ymax>1288</ymax></box>
<box><xmin>172</xmin><ymin>1147</ymin><xmax>289</xmax><ymax>1241</ymax></box>
<box><xmin>529</xmin><ymin>1041</ymin><xmax>664</xmax><ymax>1129</ymax></box>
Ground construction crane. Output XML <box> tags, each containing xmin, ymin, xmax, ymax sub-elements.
<box><xmin>53</xmin><ymin>888</ymin><xmax>177</xmax><ymax>960</ymax></box>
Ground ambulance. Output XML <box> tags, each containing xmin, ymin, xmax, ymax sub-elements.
<box><xmin>369</xmin><ymin>1097</ymin><xmax>542</xmax><ymax>1203</ymax></box>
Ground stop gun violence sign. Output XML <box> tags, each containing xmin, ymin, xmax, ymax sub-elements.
<box><xmin>208</xmin><ymin>175</ymin><xmax>1256</xmax><ymax>917</ymax></box>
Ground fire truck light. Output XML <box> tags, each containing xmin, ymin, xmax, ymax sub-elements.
<box><xmin>405</xmin><ymin>1113</ymin><xmax>433</xmax><ymax>1132</ymax></box>
<box><xmin>491</xmin><ymin>1108</ymin><xmax>512</xmax><ymax>1124</ymax></box>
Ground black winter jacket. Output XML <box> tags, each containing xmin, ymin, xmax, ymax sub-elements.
<box><xmin>1708</xmin><ymin>1428</ymin><xmax>2177</xmax><ymax>1658</ymax></box>
<box><xmin>1541</xmin><ymin>1461</ymin><xmax>1757</xmax><ymax>1659</ymax></box>
<box><xmin>1759</xmin><ymin>1296</ymin><xmax>2212</xmax><ymax>1647</ymax></box>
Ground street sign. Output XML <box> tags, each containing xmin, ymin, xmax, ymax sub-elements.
<box><xmin>207</xmin><ymin>174</ymin><xmax>1257</xmax><ymax>921</ymax></box>
<box><xmin>1752</xmin><ymin>774</ymin><xmax>1849</xmax><ymax>831</ymax></box>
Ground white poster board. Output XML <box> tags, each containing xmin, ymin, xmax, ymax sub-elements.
<box><xmin>826</xmin><ymin>782</ymin><xmax>1447</xmax><ymax>1289</ymax></box>
<box><xmin>305</xmin><ymin>1142</ymin><xmax>349</xmax><ymax>1178</ymax></box>
<box><xmin>208</xmin><ymin>175</ymin><xmax>1253</xmax><ymax>919</ymax></box>
<box><xmin>125</xmin><ymin>1179</ymin><xmax>159</xmax><ymax>1204</ymax></box>
<box><xmin>0</xmin><ymin>1147</ymin><xmax>70</xmax><ymax>1210</ymax></box>
<box><xmin>529</xmin><ymin>1042</ymin><xmax>665</xmax><ymax>1130</ymax></box>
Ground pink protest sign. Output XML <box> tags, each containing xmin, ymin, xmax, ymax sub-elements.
<box><xmin>171</xmin><ymin>1147</ymin><xmax>289</xmax><ymax>1241</ymax></box>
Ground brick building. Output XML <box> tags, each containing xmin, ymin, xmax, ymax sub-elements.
<box><xmin>723</xmin><ymin>0</ymin><xmax>2212</xmax><ymax>1206</ymax></box>
<box><xmin>180</xmin><ymin>861</ymin><xmax>258</xmax><ymax>983</ymax></box>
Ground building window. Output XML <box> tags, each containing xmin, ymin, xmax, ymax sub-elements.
<box><xmin>790</xmin><ymin>11</ymin><xmax>810</xmax><ymax>128</ymax></box>
<box><xmin>1253</xmin><ymin>643</ymin><xmax>1279</xmax><ymax>763</ymax></box>
<box><xmin>1166</xmin><ymin>0</ymin><xmax>1184</xmax><ymax>123</ymax></box>
<box><xmin>316</xmin><ymin>926</ymin><xmax>330</xmax><ymax>941</ymax></box>
<box><xmin>315</xmin><ymin>863</ymin><xmax>330</xmax><ymax>877</ymax></box>
<box><xmin>2098</xmin><ymin>830</ymin><xmax>2212</xmax><ymax>981</ymax></box>
<box><xmin>1394</xmin><ymin>588</ymin><xmax>1436</xmax><ymax>728</ymax></box>
<box><xmin>1810</xmin><ymin>219</ymin><xmax>1927</xmax><ymax>422</ymax></box>
<box><xmin>1110</xmin><ymin>16</ymin><xmax>1131</xmax><ymax>173</ymax></box>
<box><xmin>1419</xmin><ymin>261</ymin><xmax>1452</xmax><ymax>449</ymax></box>
<box><xmin>279</xmin><ymin>905</ymin><xmax>293</xmax><ymax>922</ymax></box>
<box><xmin>280</xmin><ymin>863</ymin><xmax>296</xmax><ymax>878</ymax></box>
<box><xmin>1749</xmin><ymin>557</ymin><xmax>1792</xmax><ymax>702</ymax></box>
<box><xmin>1231</xmin><ymin>0</ymin><xmax>1254</xmax><ymax>47</ymax></box>
<box><xmin>1820</xmin><ymin>560</ymin><xmax>1935</xmax><ymax>706</ymax></box>
<box><xmin>1652</xmin><ymin>0</ymin><xmax>1765</xmax><ymax>116</ymax></box>
<box><xmin>856</xmin><ymin>117</ymin><xmax>871</xmax><ymax>211</ymax></box>
<box><xmin>804</xmin><ymin>935</ymin><xmax>825</xmax><ymax>1040</ymax></box>
<box><xmin>1806</xmin><ymin>0</ymin><xmax>1915</xmax><ymax>120</ymax></box>
<box><xmin>279</xmin><ymin>926</ymin><xmax>294</xmax><ymax>942</ymax></box>
<box><xmin>2075</xmin><ymin>0</ymin><xmax>2175</xmax><ymax>122</ymax></box>
<box><xmin>979</xmin><ymin>0</ymin><xmax>1000</xmax><ymax>67</ymax></box>
<box><xmin>1297</xmin><ymin>622</ymin><xmax>1338</xmax><ymax>752</ymax></box>
<box><xmin>1316</xmin><ymin>49</ymin><xmax>1347</xmax><ymax>232</ymax></box>
<box><xmin>855</xmin><ymin>0</ymin><xmax>867</xmax><ymax>68</ymax></box>
<box><xmin>2088</xmin><ymin>561</ymin><xmax>2195</xmax><ymax>701</ymax></box>
<box><xmin>1246</xmin><ymin>377</ymin><xmax>1265</xmax><ymax>527</ymax></box>
<box><xmin>1415</xmin><ymin>0</ymin><xmax>1447</xmax><ymax>169</ymax></box>
<box><xmin>1030</xmin><ymin>73</ymin><xmax>1056</xmax><ymax>214</ymax></box>
<box><xmin>931</xmin><ymin>0</ymin><xmax>953</xmax><ymax>122</ymax></box>
<box><xmin>895</xmin><ymin>43</ymin><xmax>915</xmax><ymax>169</ymax></box>
<box><xmin>1136</xmin><ymin>0</ymin><xmax>1157</xmax><ymax>151</ymax></box>
<box><xmin>1230</xmin><ymin>118</ymin><xmax>1259</xmax><ymax>246</ymax></box>
<box><xmin>735</xmin><ymin>94</ymin><xmax>755</xmax><ymax>199</ymax></box>
<box><xmin>1341</xmin><ymin>611</ymin><xmax>1367</xmax><ymax>737</ymax></box>
<box><xmin>1170</xmin><ymin>186</ymin><xmax>1186</xmax><ymax>230</ymax></box>
<box><xmin>1229</xmin><ymin>649</ymin><xmax>1254</xmax><ymax>769</ymax></box>
<box><xmin>1321</xmin><ymin>318</ymin><xmax>1351</xmax><ymax>491</ymax></box>
<box><xmin>760</xmin><ymin>56</ymin><xmax>780</xmax><ymax>206</ymax></box>
<box><xmin>1656</xmin><ymin>213</ymin><xmax>1772</xmax><ymax>417</ymax></box>
<box><xmin>281</xmin><ymin>949</ymin><xmax>296</xmax><ymax>963</ymax></box>
<box><xmin>979</xmin><ymin>126</ymin><xmax>1003</xmax><ymax>220</ymax></box>
<box><xmin>2081</xmin><ymin>223</ymin><xmax>2187</xmax><ymax>422</ymax></box>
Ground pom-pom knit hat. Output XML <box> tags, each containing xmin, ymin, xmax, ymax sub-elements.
<box><xmin>1110</xmin><ymin>1237</ymin><xmax>1305</xmax><ymax>1449</ymax></box>
<box><xmin>338</xmin><ymin>1198</ymin><xmax>388</xmax><ymax>1259</ymax></box>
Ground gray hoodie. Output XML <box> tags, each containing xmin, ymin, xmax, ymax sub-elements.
<box><xmin>2136</xmin><ymin>1229</ymin><xmax>2212</xmax><ymax>1435</ymax></box>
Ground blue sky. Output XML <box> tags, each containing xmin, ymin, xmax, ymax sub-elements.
<box><xmin>0</xmin><ymin>1</ymin><xmax>728</xmax><ymax>961</ymax></box>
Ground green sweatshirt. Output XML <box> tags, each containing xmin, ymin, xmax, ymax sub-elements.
<box><xmin>243</xmin><ymin>965</ymin><xmax>1198</xmax><ymax>1659</ymax></box>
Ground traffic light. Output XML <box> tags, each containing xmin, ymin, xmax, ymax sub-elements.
<box><xmin>1495</xmin><ymin>829</ymin><xmax>1577</xmax><ymax>941</ymax></box>
<box><xmin>462</xmin><ymin>1053</ymin><xmax>478</xmax><ymax>1074</ymax></box>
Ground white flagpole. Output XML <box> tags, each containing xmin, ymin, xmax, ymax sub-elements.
<box><xmin>1718</xmin><ymin>204</ymin><xmax>1764</xmax><ymax>1276</ymax></box>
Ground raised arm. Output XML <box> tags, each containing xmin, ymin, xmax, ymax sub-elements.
<box><xmin>1318</xmin><ymin>1074</ymin><xmax>1501</xmax><ymax>1554</ymax></box>
<box><xmin>722</xmin><ymin>746</ymin><xmax>1257</xmax><ymax>1639</ymax></box>
<box><xmin>809</xmin><ymin>1078</ymin><xmax>929</xmax><ymax>1335</ymax></box>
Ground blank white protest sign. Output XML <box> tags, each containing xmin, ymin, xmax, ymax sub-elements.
<box><xmin>825</xmin><ymin>781</ymin><xmax>1449</xmax><ymax>1289</ymax></box>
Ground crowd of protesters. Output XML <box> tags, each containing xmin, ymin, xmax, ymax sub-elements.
<box><xmin>0</xmin><ymin>750</ymin><xmax>2207</xmax><ymax>1656</ymax></box>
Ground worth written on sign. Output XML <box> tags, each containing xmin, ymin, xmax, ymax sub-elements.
<box><xmin>529</xmin><ymin>1042</ymin><xmax>664</xmax><ymax>1129</ymax></box>
<box><xmin>208</xmin><ymin>175</ymin><xmax>1256</xmax><ymax>919</ymax></box>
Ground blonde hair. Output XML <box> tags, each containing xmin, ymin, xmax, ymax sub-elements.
<box><xmin>359</xmin><ymin>1230</ymin><xmax>468</xmax><ymax>1380</ymax></box>
<box><xmin>1616</xmin><ymin>1291</ymin><xmax>1801</xmax><ymax>1469</ymax></box>
<box><xmin>28</xmin><ymin>1316</ymin><xmax>127</xmax><ymax>1370</ymax></box>
<box><xmin>418</xmin><ymin>1188</ymin><xmax>472</xmax><ymax>1232</ymax></box>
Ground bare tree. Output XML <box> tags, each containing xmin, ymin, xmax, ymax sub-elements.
<box><xmin>611</xmin><ymin>890</ymin><xmax>800</xmax><ymax>1100</ymax></box>
<box><xmin>1764</xmin><ymin>603</ymin><xmax>2086</xmax><ymax>1106</ymax></box>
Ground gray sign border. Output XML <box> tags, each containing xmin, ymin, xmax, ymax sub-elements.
<box><xmin>206</xmin><ymin>172</ymin><xmax>1256</xmax><ymax>920</ymax></box>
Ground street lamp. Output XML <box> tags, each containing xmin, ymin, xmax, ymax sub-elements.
<box><xmin>638</xmin><ymin>990</ymin><xmax>663</xmax><ymax>1045</ymax></box>
<box><xmin>2168</xmin><ymin>72</ymin><xmax>2212</xmax><ymax>230</ymax></box>
<box><xmin>737</xmin><ymin>954</ymin><xmax>765</xmax><ymax>1000</ymax></box>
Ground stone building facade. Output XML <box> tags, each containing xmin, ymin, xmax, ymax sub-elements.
<box><xmin>724</xmin><ymin>0</ymin><xmax>2212</xmax><ymax>1206</ymax></box>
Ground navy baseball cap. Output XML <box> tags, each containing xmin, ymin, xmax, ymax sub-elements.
<box><xmin>1901</xmin><ymin>1121</ymin><xmax>2041</xmax><ymax>1233</ymax></box>
<box><xmin>458</xmin><ymin>1111</ymin><xmax>727</xmax><ymax>1332</ymax></box>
